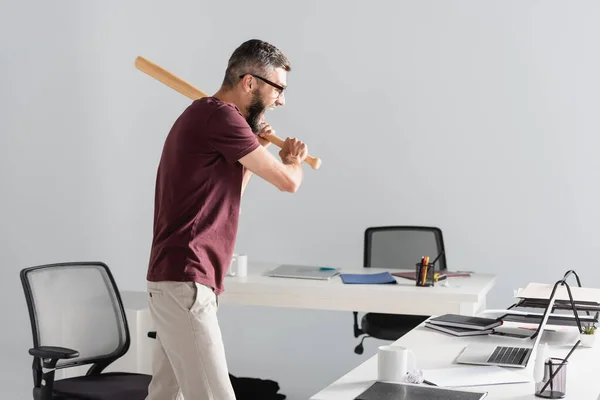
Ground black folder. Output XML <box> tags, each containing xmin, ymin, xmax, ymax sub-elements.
<box><xmin>355</xmin><ymin>382</ymin><xmax>487</xmax><ymax>400</ymax></box>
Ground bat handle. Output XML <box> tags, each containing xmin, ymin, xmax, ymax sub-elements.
<box><xmin>267</xmin><ymin>134</ymin><xmax>322</xmax><ymax>170</ymax></box>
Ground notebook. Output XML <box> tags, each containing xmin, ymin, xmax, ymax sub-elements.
<box><xmin>266</xmin><ymin>265</ymin><xmax>340</xmax><ymax>280</ymax></box>
<box><xmin>424</xmin><ymin>322</ymin><xmax>494</xmax><ymax>337</ymax></box>
<box><xmin>354</xmin><ymin>382</ymin><xmax>487</xmax><ymax>400</ymax></box>
<box><xmin>339</xmin><ymin>272</ymin><xmax>397</xmax><ymax>284</ymax></box>
<box><xmin>427</xmin><ymin>314</ymin><xmax>502</xmax><ymax>330</ymax></box>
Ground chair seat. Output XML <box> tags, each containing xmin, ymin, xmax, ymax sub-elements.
<box><xmin>53</xmin><ymin>372</ymin><xmax>151</xmax><ymax>400</ymax></box>
<box><xmin>361</xmin><ymin>313</ymin><xmax>429</xmax><ymax>341</ymax></box>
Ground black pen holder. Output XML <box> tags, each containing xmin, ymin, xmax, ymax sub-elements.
<box><xmin>535</xmin><ymin>358</ymin><xmax>568</xmax><ymax>398</ymax></box>
<box><xmin>415</xmin><ymin>263</ymin><xmax>435</xmax><ymax>287</ymax></box>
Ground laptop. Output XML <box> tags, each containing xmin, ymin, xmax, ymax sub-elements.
<box><xmin>266</xmin><ymin>264</ymin><xmax>340</xmax><ymax>280</ymax></box>
<box><xmin>455</xmin><ymin>292</ymin><xmax>556</xmax><ymax>368</ymax></box>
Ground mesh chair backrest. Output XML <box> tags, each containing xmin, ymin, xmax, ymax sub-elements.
<box><xmin>364</xmin><ymin>226</ymin><xmax>447</xmax><ymax>270</ymax></box>
<box><xmin>20</xmin><ymin>262</ymin><xmax>129</xmax><ymax>369</ymax></box>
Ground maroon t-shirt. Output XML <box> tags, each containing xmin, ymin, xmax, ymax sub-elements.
<box><xmin>146</xmin><ymin>97</ymin><xmax>260</xmax><ymax>294</ymax></box>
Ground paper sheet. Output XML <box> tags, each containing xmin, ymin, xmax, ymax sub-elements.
<box><xmin>423</xmin><ymin>365</ymin><xmax>530</xmax><ymax>387</ymax></box>
<box><xmin>515</xmin><ymin>282</ymin><xmax>600</xmax><ymax>304</ymax></box>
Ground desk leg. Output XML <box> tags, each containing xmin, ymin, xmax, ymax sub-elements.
<box><xmin>56</xmin><ymin>306</ymin><xmax>155</xmax><ymax>378</ymax></box>
<box><xmin>105</xmin><ymin>308</ymin><xmax>154</xmax><ymax>374</ymax></box>
<box><xmin>459</xmin><ymin>297</ymin><xmax>487</xmax><ymax>316</ymax></box>
<box><xmin>136</xmin><ymin>308</ymin><xmax>155</xmax><ymax>375</ymax></box>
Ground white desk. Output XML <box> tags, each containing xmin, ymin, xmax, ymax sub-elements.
<box><xmin>61</xmin><ymin>261</ymin><xmax>495</xmax><ymax>378</ymax></box>
<box><xmin>310</xmin><ymin>322</ymin><xmax>600</xmax><ymax>399</ymax></box>
<box><xmin>215</xmin><ymin>262</ymin><xmax>496</xmax><ymax>316</ymax></box>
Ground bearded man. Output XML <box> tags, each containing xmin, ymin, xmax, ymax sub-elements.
<box><xmin>145</xmin><ymin>39</ymin><xmax>307</xmax><ymax>400</ymax></box>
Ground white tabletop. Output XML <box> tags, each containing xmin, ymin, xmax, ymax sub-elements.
<box><xmin>310</xmin><ymin>322</ymin><xmax>600</xmax><ymax>400</ymax></box>
<box><xmin>219</xmin><ymin>262</ymin><xmax>496</xmax><ymax>316</ymax></box>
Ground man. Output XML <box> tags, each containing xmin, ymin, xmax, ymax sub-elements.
<box><xmin>145</xmin><ymin>39</ymin><xmax>307</xmax><ymax>400</ymax></box>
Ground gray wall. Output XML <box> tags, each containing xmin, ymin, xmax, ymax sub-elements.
<box><xmin>2</xmin><ymin>1</ymin><xmax>599</xmax><ymax>398</ymax></box>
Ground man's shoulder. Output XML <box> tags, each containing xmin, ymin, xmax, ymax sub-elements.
<box><xmin>191</xmin><ymin>96</ymin><xmax>244</xmax><ymax>121</ymax></box>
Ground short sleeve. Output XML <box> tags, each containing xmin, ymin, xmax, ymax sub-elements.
<box><xmin>207</xmin><ymin>104</ymin><xmax>260</xmax><ymax>164</ymax></box>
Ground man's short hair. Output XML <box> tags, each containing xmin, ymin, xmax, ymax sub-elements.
<box><xmin>222</xmin><ymin>39</ymin><xmax>291</xmax><ymax>88</ymax></box>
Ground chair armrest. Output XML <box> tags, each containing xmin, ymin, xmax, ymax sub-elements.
<box><xmin>28</xmin><ymin>346</ymin><xmax>79</xmax><ymax>400</ymax></box>
<box><xmin>29</xmin><ymin>346</ymin><xmax>79</xmax><ymax>368</ymax></box>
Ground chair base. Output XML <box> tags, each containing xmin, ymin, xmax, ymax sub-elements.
<box><xmin>353</xmin><ymin>312</ymin><xmax>429</xmax><ymax>354</ymax></box>
<box><xmin>361</xmin><ymin>313</ymin><xmax>429</xmax><ymax>340</ymax></box>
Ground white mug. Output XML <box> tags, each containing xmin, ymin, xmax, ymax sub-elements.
<box><xmin>377</xmin><ymin>345</ymin><xmax>417</xmax><ymax>383</ymax></box>
<box><xmin>227</xmin><ymin>254</ymin><xmax>248</xmax><ymax>277</ymax></box>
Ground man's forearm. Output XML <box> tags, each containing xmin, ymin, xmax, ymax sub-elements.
<box><xmin>241</xmin><ymin>168</ymin><xmax>253</xmax><ymax>196</ymax></box>
<box><xmin>281</xmin><ymin>159</ymin><xmax>304</xmax><ymax>191</ymax></box>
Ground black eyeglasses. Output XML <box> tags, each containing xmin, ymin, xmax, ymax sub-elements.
<box><xmin>239</xmin><ymin>74</ymin><xmax>285</xmax><ymax>96</ymax></box>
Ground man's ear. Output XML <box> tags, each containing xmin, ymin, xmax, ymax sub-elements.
<box><xmin>240</xmin><ymin>74</ymin><xmax>253</xmax><ymax>93</ymax></box>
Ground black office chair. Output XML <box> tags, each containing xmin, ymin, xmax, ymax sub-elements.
<box><xmin>20</xmin><ymin>261</ymin><xmax>151</xmax><ymax>400</ymax></box>
<box><xmin>353</xmin><ymin>226</ymin><xmax>448</xmax><ymax>354</ymax></box>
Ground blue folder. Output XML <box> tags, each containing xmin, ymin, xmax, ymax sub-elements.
<box><xmin>339</xmin><ymin>272</ymin><xmax>397</xmax><ymax>284</ymax></box>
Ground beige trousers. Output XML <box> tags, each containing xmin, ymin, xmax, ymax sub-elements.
<box><xmin>145</xmin><ymin>281</ymin><xmax>236</xmax><ymax>400</ymax></box>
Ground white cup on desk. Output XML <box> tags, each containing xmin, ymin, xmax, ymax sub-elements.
<box><xmin>377</xmin><ymin>345</ymin><xmax>417</xmax><ymax>383</ymax></box>
<box><xmin>227</xmin><ymin>254</ymin><xmax>248</xmax><ymax>277</ymax></box>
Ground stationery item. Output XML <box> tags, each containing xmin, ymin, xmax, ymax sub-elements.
<box><xmin>517</xmin><ymin>297</ymin><xmax>600</xmax><ymax>312</ymax></box>
<box><xmin>266</xmin><ymin>264</ymin><xmax>340</xmax><ymax>280</ymax></box>
<box><xmin>339</xmin><ymin>272</ymin><xmax>397</xmax><ymax>285</ymax></box>
<box><xmin>226</xmin><ymin>254</ymin><xmax>248</xmax><ymax>277</ymax></box>
<box><xmin>515</xmin><ymin>282</ymin><xmax>600</xmax><ymax>304</ymax></box>
<box><xmin>430</xmin><ymin>249</ymin><xmax>445</xmax><ymax>265</ymax></box>
<box><xmin>354</xmin><ymin>381</ymin><xmax>488</xmax><ymax>400</ymax></box>
<box><xmin>491</xmin><ymin>326</ymin><xmax>532</xmax><ymax>339</ymax></box>
<box><xmin>502</xmin><ymin>312</ymin><xmax>598</xmax><ymax>326</ymax></box>
<box><xmin>424</xmin><ymin>322</ymin><xmax>494</xmax><ymax>336</ymax></box>
<box><xmin>377</xmin><ymin>345</ymin><xmax>416</xmax><ymax>383</ymax></box>
<box><xmin>535</xmin><ymin>340</ymin><xmax>580</xmax><ymax>398</ymax></box>
<box><xmin>393</xmin><ymin>271</ymin><xmax>471</xmax><ymax>280</ymax></box>
<box><xmin>423</xmin><ymin>365</ymin><xmax>530</xmax><ymax>388</ymax></box>
<box><xmin>427</xmin><ymin>314</ymin><xmax>503</xmax><ymax>330</ymax></box>
<box><xmin>415</xmin><ymin>257</ymin><xmax>435</xmax><ymax>287</ymax></box>
<box><xmin>480</xmin><ymin>309</ymin><xmax>598</xmax><ymax>325</ymax></box>
<box><xmin>535</xmin><ymin>358</ymin><xmax>568</xmax><ymax>398</ymax></box>
<box><xmin>319</xmin><ymin>267</ymin><xmax>337</xmax><ymax>271</ymax></box>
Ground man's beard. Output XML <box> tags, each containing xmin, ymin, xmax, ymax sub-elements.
<box><xmin>246</xmin><ymin>90</ymin><xmax>267</xmax><ymax>133</ymax></box>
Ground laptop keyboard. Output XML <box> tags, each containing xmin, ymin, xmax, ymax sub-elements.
<box><xmin>487</xmin><ymin>346</ymin><xmax>531</xmax><ymax>365</ymax></box>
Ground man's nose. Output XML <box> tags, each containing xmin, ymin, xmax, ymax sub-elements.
<box><xmin>276</xmin><ymin>92</ymin><xmax>285</xmax><ymax>106</ymax></box>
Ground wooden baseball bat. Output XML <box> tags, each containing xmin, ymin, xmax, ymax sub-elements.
<box><xmin>134</xmin><ymin>56</ymin><xmax>321</xmax><ymax>170</ymax></box>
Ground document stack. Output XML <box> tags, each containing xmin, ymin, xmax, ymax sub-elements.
<box><xmin>508</xmin><ymin>271</ymin><xmax>600</xmax><ymax>334</ymax></box>
<box><xmin>424</xmin><ymin>314</ymin><xmax>502</xmax><ymax>337</ymax></box>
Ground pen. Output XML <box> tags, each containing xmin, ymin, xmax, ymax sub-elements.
<box><xmin>423</xmin><ymin>379</ymin><xmax>437</xmax><ymax>386</ymax></box>
<box><xmin>430</xmin><ymin>249</ymin><xmax>445</xmax><ymax>265</ymax></box>
<box><xmin>537</xmin><ymin>340</ymin><xmax>580</xmax><ymax>394</ymax></box>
